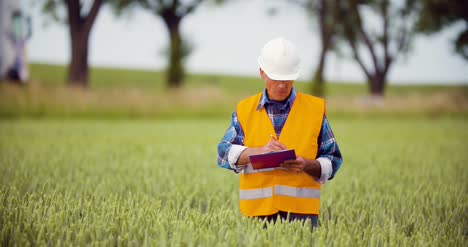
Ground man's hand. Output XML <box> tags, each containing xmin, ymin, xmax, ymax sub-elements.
<box><xmin>281</xmin><ymin>157</ymin><xmax>322</xmax><ymax>178</ymax></box>
<box><xmin>281</xmin><ymin>156</ymin><xmax>307</xmax><ymax>172</ymax></box>
<box><xmin>261</xmin><ymin>139</ymin><xmax>287</xmax><ymax>153</ymax></box>
<box><xmin>236</xmin><ymin>139</ymin><xmax>287</xmax><ymax>166</ymax></box>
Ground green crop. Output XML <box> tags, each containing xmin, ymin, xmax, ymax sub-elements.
<box><xmin>0</xmin><ymin>117</ymin><xmax>467</xmax><ymax>246</ymax></box>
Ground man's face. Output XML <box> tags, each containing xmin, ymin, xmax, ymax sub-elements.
<box><xmin>260</xmin><ymin>69</ymin><xmax>294</xmax><ymax>101</ymax></box>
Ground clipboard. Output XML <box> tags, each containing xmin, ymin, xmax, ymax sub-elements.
<box><xmin>249</xmin><ymin>149</ymin><xmax>296</xmax><ymax>169</ymax></box>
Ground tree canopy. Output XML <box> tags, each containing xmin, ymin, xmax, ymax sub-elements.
<box><xmin>337</xmin><ymin>0</ymin><xmax>419</xmax><ymax>96</ymax></box>
<box><xmin>416</xmin><ymin>0</ymin><xmax>468</xmax><ymax>60</ymax></box>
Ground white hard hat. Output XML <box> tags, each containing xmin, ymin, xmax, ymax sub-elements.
<box><xmin>257</xmin><ymin>37</ymin><xmax>301</xmax><ymax>81</ymax></box>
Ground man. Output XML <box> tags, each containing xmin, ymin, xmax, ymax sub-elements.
<box><xmin>217</xmin><ymin>37</ymin><xmax>343</xmax><ymax>228</ymax></box>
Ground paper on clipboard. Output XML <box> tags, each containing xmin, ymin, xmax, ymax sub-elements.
<box><xmin>249</xmin><ymin>149</ymin><xmax>296</xmax><ymax>170</ymax></box>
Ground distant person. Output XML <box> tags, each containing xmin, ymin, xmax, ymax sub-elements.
<box><xmin>6</xmin><ymin>10</ymin><xmax>31</xmax><ymax>83</ymax></box>
<box><xmin>217</xmin><ymin>37</ymin><xmax>343</xmax><ymax>228</ymax></box>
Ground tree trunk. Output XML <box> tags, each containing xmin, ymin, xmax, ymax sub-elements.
<box><xmin>311</xmin><ymin>41</ymin><xmax>330</xmax><ymax>97</ymax></box>
<box><xmin>311</xmin><ymin>0</ymin><xmax>334</xmax><ymax>97</ymax></box>
<box><xmin>68</xmin><ymin>29</ymin><xmax>89</xmax><ymax>87</ymax></box>
<box><xmin>163</xmin><ymin>16</ymin><xmax>184</xmax><ymax>88</ymax></box>
<box><xmin>65</xmin><ymin>0</ymin><xmax>102</xmax><ymax>88</ymax></box>
<box><xmin>368</xmin><ymin>73</ymin><xmax>386</xmax><ymax>96</ymax></box>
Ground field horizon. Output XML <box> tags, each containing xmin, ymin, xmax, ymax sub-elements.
<box><xmin>1</xmin><ymin>63</ymin><xmax>467</xmax><ymax>119</ymax></box>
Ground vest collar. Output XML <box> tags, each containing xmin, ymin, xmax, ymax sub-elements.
<box><xmin>256</xmin><ymin>88</ymin><xmax>297</xmax><ymax>111</ymax></box>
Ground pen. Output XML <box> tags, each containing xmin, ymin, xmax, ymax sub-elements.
<box><xmin>269</xmin><ymin>134</ymin><xmax>277</xmax><ymax>141</ymax></box>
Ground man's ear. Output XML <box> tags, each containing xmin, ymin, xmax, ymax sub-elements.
<box><xmin>259</xmin><ymin>68</ymin><xmax>265</xmax><ymax>79</ymax></box>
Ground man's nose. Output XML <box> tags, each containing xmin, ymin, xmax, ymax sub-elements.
<box><xmin>278</xmin><ymin>82</ymin><xmax>287</xmax><ymax>88</ymax></box>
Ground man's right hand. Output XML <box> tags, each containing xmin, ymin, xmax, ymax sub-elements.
<box><xmin>236</xmin><ymin>139</ymin><xmax>287</xmax><ymax>166</ymax></box>
<box><xmin>262</xmin><ymin>139</ymin><xmax>287</xmax><ymax>153</ymax></box>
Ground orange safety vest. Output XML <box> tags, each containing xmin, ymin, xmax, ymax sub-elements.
<box><xmin>236</xmin><ymin>92</ymin><xmax>324</xmax><ymax>216</ymax></box>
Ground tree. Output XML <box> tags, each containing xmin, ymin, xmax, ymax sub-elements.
<box><xmin>42</xmin><ymin>0</ymin><xmax>104</xmax><ymax>87</ymax></box>
<box><xmin>288</xmin><ymin>0</ymin><xmax>342</xmax><ymax>97</ymax></box>
<box><xmin>157</xmin><ymin>0</ymin><xmax>199</xmax><ymax>88</ymax></box>
<box><xmin>115</xmin><ymin>0</ymin><xmax>218</xmax><ymax>88</ymax></box>
<box><xmin>416</xmin><ymin>0</ymin><xmax>468</xmax><ymax>60</ymax></box>
<box><xmin>339</xmin><ymin>0</ymin><xmax>418</xmax><ymax>97</ymax></box>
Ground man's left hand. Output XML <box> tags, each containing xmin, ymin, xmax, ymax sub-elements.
<box><xmin>281</xmin><ymin>157</ymin><xmax>322</xmax><ymax>178</ymax></box>
<box><xmin>281</xmin><ymin>156</ymin><xmax>308</xmax><ymax>172</ymax></box>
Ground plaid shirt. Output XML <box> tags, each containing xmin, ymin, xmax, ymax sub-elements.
<box><xmin>217</xmin><ymin>88</ymin><xmax>342</xmax><ymax>181</ymax></box>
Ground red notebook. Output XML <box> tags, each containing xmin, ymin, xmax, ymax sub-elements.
<box><xmin>249</xmin><ymin>149</ymin><xmax>297</xmax><ymax>169</ymax></box>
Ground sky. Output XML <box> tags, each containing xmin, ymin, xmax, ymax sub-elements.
<box><xmin>26</xmin><ymin>0</ymin><xmax>468</xmax><ymax>85</ymax></box>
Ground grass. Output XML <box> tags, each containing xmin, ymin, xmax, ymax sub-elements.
<box><xmin>0</xmin><ymin>63</ymin><xmax>466</xmax><ymax>119</ymax></box>
<box><xmin>28</xmin><ymin>63</ymin><xmax>466</xmax><ymax>97</ymax></box>
<box><xmin>0</xmin><ymin>117</ymin><xmax>467</xmax><ymax>246</ymax></box>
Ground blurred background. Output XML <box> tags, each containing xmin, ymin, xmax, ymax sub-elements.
<box><xmin>1</xmin><ymin>1</ymin><xmax>467</xmax><ymax>245</ymax></box>
<box><xmin>0</xmin><ymin>0</ymin><xmax>467</xmax><ymax>117</ymax></box>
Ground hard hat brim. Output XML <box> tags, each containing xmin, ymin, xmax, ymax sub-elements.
<box><xmin>258</xmin><ymin>57</ymin><xmax>300</xmax><ymax>81</ymax></box>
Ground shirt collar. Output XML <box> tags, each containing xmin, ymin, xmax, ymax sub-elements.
<box><xmin>257</xmin><ymin>88</ymin><xmax>297</xmax><ymax>111</ymax></box>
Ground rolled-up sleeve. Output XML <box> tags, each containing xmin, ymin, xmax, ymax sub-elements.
<box><xmin>315</xmin><ymin>115</ymin><xmax>343</xmax><ymax>183</ymax></box>
<box><xmin>217</xmin><ymin>112</ymin><xmax>246</xmax><ymax>173</ymax></box>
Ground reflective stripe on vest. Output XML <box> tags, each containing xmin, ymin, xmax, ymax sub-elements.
<box><xmin>239</xmin><ymin>187</ymin><xmax>273</xmax><ymax>200</ymax></box>
<box><xmin>239</xmin><ymin>185</ymin><xmax>320</xmax><ymax>200</ymax></box>
<box><xmin>242</xmin><ymin>164</ymin><xmax>277</xmax><ymax>174</ymax></box>
<box><xmin>274</xmin><ymin>185</ymin><xmax>320</xmax><ymax>199</ymax></box>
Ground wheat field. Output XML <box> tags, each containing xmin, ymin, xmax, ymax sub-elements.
<box><xmin>0</xmin><ymin>117</ymin><xmax>467</xmax><ymax>246</ymax></box>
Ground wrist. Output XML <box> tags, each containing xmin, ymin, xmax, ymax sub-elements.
<box><xmin>304</xmin><ymin>159</ymin><xmax>321</xmax><ymax>178</ymax></box>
